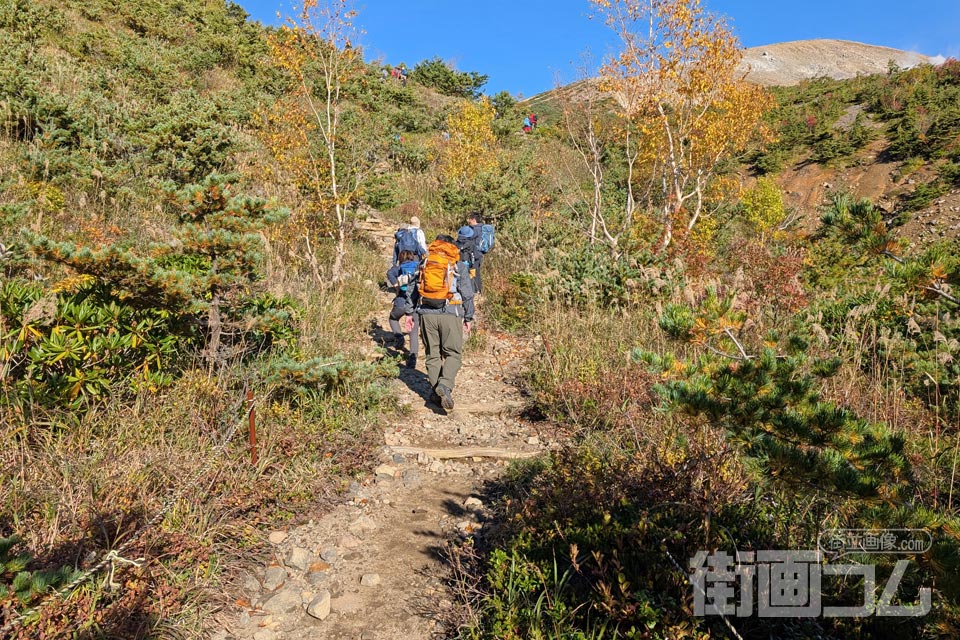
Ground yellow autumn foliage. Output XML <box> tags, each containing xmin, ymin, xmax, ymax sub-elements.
<box><xmin>741</xmin><ymin>176</ymin><xmax>786</xmax><ymax>233</ymax></box>
<box><xmin>591</xmin><ymin>0</ymin><xmax>774</xmax><ymax>247</ymax></box>
<box><xmin>440</xmin><ymin>97</ymin><xmax>498</xmax><ymax>185</ymax></box>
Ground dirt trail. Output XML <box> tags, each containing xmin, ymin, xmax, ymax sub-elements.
<box><xmin>214</xmin><ymin>216</ymin><xmax>549</xmax><ymax>640</ymax></box>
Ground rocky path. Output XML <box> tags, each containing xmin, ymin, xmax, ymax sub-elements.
<box><xmin>213</xmin><ymin>216</ymin><xmax>550</xmax><ymax>640</ymax></box>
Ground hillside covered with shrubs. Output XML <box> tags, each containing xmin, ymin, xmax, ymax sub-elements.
<box><xmin>1</xmin><ymin>0</ymin><xmax>960</xmax><ymax>638</ymax></box>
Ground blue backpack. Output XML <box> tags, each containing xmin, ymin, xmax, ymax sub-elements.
<box><xmin>398</xmin><ymin>260</ymin><xmax>419</xmax><ymax>293</ymax></box>
<box><xmin>394</xmin><ymin>228</ymin><xmax>423</xmax><ymax>261</ymax></box>
<box><xmin>478</xmin><ymin>224</ymin><xmax>495</xmax><ymax>254</ymax></box>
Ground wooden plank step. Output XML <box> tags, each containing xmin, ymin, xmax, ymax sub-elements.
<box><xmin>450</xmin><ymin>400</ymin><xmax>525</xmax><ymax>415</ymax></box>
<box><xmin>388</xmin><ymin>446</ymin><xmax>540</xmax><ymax>460</ymax></box>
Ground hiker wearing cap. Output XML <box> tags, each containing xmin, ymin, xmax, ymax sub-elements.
<box><xmin>393</xmin><ymin>216</ymin><xmax>428</xmax><ymax>266</ymax></box>
<box><xmin>416</xmin><ymin>234</ymin><xmax>475</xmax><ymax>411</ymax></box>
<box><xmin>409</xmin><ymin>216</ymin><xmax>428</xmax><ymax>253</ymax></box>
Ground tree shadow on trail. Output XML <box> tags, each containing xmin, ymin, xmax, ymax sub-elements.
<box><xmin>411</xmin><ymin>480</ymin><xmax>523</xmax><ymax>626</ymax></box>
<box><xmin>366</xmin><ymin>319</ymin><xmax>445</xmax><ymax>415</ymax></box>
<box><xmin>411</xmin><ymin>488</ymin><xmax>486</xmax><ymax>564</ymax></box>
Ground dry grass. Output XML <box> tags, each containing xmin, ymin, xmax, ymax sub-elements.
<box><xmin>263</xmin><ymin>234</ymin><xmax>386</xmax><ymax>358</ymax></box>
<box><xmin>0</xmin><ymin>234</ymin><xmax>396</xmax><ymax>637</ymax></box>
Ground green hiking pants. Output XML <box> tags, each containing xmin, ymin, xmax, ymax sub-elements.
<box><xmin>419</xmin><ymin>312</ymin><xmax>464</xmax><ymax>391</ymax></box>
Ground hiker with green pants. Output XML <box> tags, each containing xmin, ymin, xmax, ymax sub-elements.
<box><xmin>416</xmin><ymin>234</ymin><xmax>475</xmax><ymax>411</ymax></box>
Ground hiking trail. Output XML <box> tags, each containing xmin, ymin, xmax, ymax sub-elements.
<box><xmin>213</xmin><ymin>214</ymin><xmax>551</xmax><ymax>640</ymax></box>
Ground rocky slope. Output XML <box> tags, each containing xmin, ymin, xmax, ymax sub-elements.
<box><xmin>740</xmin><ymin>39</ymin><xmax>934</xmax><ymax>86</ymax></box>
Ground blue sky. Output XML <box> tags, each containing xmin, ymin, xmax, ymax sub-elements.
<box><xmin>237</xmin><ymin>0</ymin><xmax>960</xmax><ymax>98</ymax></box>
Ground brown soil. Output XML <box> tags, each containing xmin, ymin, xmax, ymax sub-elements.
<box><xmin>769</xmin><ymin>138</ymin><xmax>960</xmax><ymax>246</ymax></box>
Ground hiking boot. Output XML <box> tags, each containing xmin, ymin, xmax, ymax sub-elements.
<box><xmin>406</xmin><ymin>354</ymin><xmax>417</xmax><ymax>369</ymax></box>
<box><xmin>435</xmin><ymin>384</ymin><xmax>454</xmax><ymax>411</ymax></box>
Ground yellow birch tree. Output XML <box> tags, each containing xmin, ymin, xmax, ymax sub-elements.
<box><xmin>591</xmin><ymin>0</ymin><xmax>773</xmax><ymax>249</ymax></box>
<box><xmin>263</xmin><ymin>0</ymin><xmax>372</xmax><ymax>281</ymax></box>
<box><xmin>439</xmin><ymin>97</ymin><xmax>498</xmax><ymax>187</ymax></box>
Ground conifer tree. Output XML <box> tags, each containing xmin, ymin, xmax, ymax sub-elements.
<box><xmin>29</xmin><ymin>174</ymin><xmax>289</xmax><ymax>368</ymax></box>
<box><xmin>636</xmin><ymin>334</ymin><xmax>910</xmax><ymax>498</ymax></box>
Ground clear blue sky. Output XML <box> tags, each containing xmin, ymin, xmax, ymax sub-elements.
<box><xmin>237</xmin><ymin>0</ymin><xmax>960</xmax><ymax>98</ymax></box>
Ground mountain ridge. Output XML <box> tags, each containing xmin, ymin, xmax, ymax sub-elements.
<box><xmin>523</xmin><ymin>38</ymin><xmax>939</xmax><ymax>104</ymax></box>
<box><xmin>739</xmin><ymin>38</ymin><xmax>935</xmax><ymax>86</ymax></box>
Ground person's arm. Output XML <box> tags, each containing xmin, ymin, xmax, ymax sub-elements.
<box><xmin>416</xmin><ymin>228</ymin><xmax>428</xmax><ymax>254</ymax></box>
<box><xmin>458</xmin><ymin>262</ymin><xmax>475</xmax><ymax>322</ymax></box>
<box><xmin>386</xmin><ymin>265</ymin><xmax>400</xmax><ymax>287</ymax></box>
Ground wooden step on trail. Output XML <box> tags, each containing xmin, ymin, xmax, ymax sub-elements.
<box><xmin>388</xmin><ymin>445</ymin><xmax>541</xmax><ymax>460</ymax></box>
<box><xmin>447</xmin><ymin>399</ymin><xmax>525</xmax><ymax>415</ymax></box>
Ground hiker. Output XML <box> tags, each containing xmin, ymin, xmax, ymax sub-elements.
<box><xmin>530</xmin><ymin>112</ymin><xmax>538</xmax><ymax>129</ymax></box>
<box><xmin>386</xmin><ymin>250</ymin><xmax>421</xmax><ymax>368</ymax></box>
<box><xmin>416</xmin><ymin>234</ymin><xmax>475</xmax><ymax>411</ymax></box>
<box><xmin>456</xmin><ymin>223</ymin><xmax>480</xmax><ymax>296</ymax></box>
<box><xmin>467</xmin><ymin>211</ymin><xmax>483</xmax><ymax>293</ymax></box>
<box><xmin>392</xmin><ymin>216</ymin><xmax>428</xmax><ymax>265</ymax></box>
<box><xmin>466</xmin><ymin>212</ymin><xmax>493</xmax><ymax>294</ymax></box>
<box><xmin>522</xmin><ymin>115</ymin><xmax>531</xmax><ymax>133</ymax></box>
<box><xmin>400</xmin><ymin>65</ymin><xmax>408</xmax><ymax>87</ymax></box>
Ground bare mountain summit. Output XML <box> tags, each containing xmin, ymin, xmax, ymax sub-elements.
<box><xmin>740</xmin><ymin>39</ymin><xmax>934</xmax><ymax>86</ymax></box>
<box><xmin>523</xmin><ymin>39</ymin><xmax>937</xmax><ymax>105</ymax></box>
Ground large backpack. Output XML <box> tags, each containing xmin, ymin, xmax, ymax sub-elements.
<box><xmin>394</xmin><ymin>227</ymin><xmax>423</xmax><ymax>263</ymax></box>
<box><xmin>457</xmin><ymin>236</ymin><xmax>478</xmax><ymax>268</ymax></box>
<box><xmin>478</xmin><ymin>224</ymin><xmax>495</xmax><ymax>254</ymax></box>
<box><xmin>418</xmin><ymin>239</ymin><xmax>460</xmax><ymax>310</ymax></box>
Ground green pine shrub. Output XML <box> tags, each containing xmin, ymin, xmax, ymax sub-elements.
<box><xmin>657</xmin><ymin>303</ymin><xmax>695</xmax><ymax>339</ymax></box>
<box><xmin>637</xmin><ymin>341</ymin><xmax>910</xmax><ymax>497</ymax></box>
<box><xmin>2</xmin><ymin>175</ymin><xmax>294</xmax><ymax>410</ymax></box>
<box><xmin>541</xmin><ymin>245</ymin><xmax>671</xmax><ymax>308</ymax></box>
<box><xmin>0</xmin><ymin>535</ymin><xmax>79</xmax><ymax>607</ymax></box>
<box><xmin>409</xmin><ymin>57</ymin><xmax>488</xmax><ymax>99</ymax></box>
